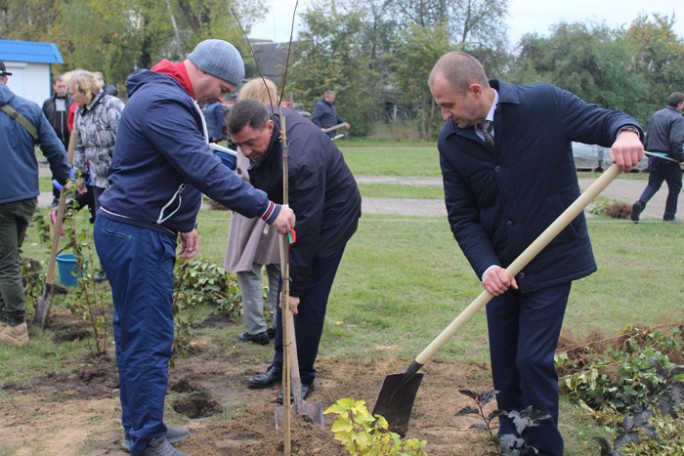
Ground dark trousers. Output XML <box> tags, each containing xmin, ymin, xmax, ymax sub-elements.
<box><xmin>94</xmin><ymin>216</ymin><xmax>176</xmax><ymax>456</ymax></box>
<box><xmin>486</xmin><ymin>283</ymin><xmax>571</xmax><ymax>456</ymax></box>
<box><xmin>0</xmin><ymin>198</ymin><xmax>37</xmax><ymax>325</ymax></box>
<box><xmin>272</xmin><ymin>247</ymin><xmax>346</xmax><ymax>385</ymax></box>
<box><xmin>637</xmin><ymin>157</ymin><xmax>683</xmax><ymax>220</ymax></box>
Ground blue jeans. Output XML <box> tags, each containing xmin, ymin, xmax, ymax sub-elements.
<box><xmin>94</xmin><ymin>216</ymin><xmax>176</xmax><ymax>456</ymax></box>
<box><xmin>486</xmin><ymin>283</ymin><xmax>571</xmax><ymax>456</ymax></box>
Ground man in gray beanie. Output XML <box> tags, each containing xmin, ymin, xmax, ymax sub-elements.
<box><xmin>94</xmin><ymin>40</ymin><xmax>295</xmax><ymax>456</ymax></box>
<box><xmin>187</xmin><ymin>38</ymin><xmax>244</xmax><ymax>87</ymax></box>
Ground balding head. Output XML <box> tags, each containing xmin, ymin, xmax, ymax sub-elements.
<box><xmin>428</xmin><ymin>51</ymin><xmax>490</xmax><ymax>94</ymax></box>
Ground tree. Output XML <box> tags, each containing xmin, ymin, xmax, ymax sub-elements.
<box><xmin>389</xmin><ymin>24</ymin><xmax>452</xmax><ymax>139</ymax></box>
<box><xmin>0</xmin><ymin>0</ymin><xmax>61</xmax><ymax>42</ymax></box>
<box><xmin>2</xmin><ymin>0</ymin><xmax>266</xmax><ymax>94</ymax></box>
<box><xmin>509</xmin><ymin>22</ymin><xmax>650</xmax><ymax>123</ymax></box>
<box><xmin>288</xmin><ymin>0</ymin><xmax>380</xmax><ymax>135</ymax></box>
<box><xmin>626</xmin><ymin>13</ymin><xmax>684</xmax><ymax>122</ymax></box>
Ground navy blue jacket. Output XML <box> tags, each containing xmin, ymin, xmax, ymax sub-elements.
<box><xmin>438</xmin><ymin>80</ymin><xmax>642</xmax><ymax>292</ymax></box>
<box><xmin>249</xmin><ymin>107</ymin><xmax>361</xmax><ymax>296</ymax></box>
<box><xmin>311</xmin><ymin>98</ymin><xmax>344</xmax><ymax>138</ymax></box>
<box><xmin>203</xmin><ymin>100</ymin><xmax>225</xmax><ymax>141</ymax></box>
<box><xmin>1</xmin><ymin>84</ymin><xmax>71</xmax><ymax>204</ymax></box>
<box><xmin>100</xmin><ymin>69</ymin><xmax>277</xmax><ymax>233</ymax></box>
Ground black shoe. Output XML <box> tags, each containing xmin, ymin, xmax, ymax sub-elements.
<box><xmin>237</xmin><ymin>331</ymin><xmax>270</xmax><ymax>345</ymax></box>
<box><xmin>267</xmin><ymin>327</ymin><xmax>276</xmax><ymax>339</ymax></box>
<box><xmin>276</xmin><ymin>382</ymin><xmax>314</xmax><ymax>405</ymax></box>
<box><xmin>630</xmin><ymin>202</ymin><xmax>642</xmax><ymax>223</ymax></box>
<box><xmin>51</xmin><ymin>198</ymin><xmax>59</xmax><ymax>208</ymax></box>
<box><xmin>247</xmin><ymin>365</ymin><xmax>282</xmax><ymax>389</ymax></box>
<box><xmin>94</xmin><ymin>271</ymin><xmax>107</xmax><ymax>283</ymax></box>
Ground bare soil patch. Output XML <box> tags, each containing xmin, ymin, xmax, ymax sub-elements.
<box><xmin>1</xmin><ymin>308</ymin><xmax>497</xmax><ymax>455</ymax></box>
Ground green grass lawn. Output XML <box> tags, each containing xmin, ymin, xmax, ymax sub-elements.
<box><xmin>13</xmin><ymin>147</ymin><xmax>678</xmax><ymax>455</ymax></box>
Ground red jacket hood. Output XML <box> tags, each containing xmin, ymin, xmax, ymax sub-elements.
<box><xmin>151</xmin><ymin>59</ymin><xmax>194</xmax><ymax>99</ymax></box>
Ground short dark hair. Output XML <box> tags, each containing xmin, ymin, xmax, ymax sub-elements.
<box><xmin>227</xmin><ymin>99</ymin><xmax>270</xmax><ymax>135</ymax></box>
<box><xmin>668</xmin><ymin>92</ymin><xmax>684</xmax><ymax>108</ymax></box>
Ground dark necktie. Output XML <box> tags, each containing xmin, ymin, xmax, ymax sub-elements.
<box><xmin>479</xmin><ymin>120</ymin><xmax>495</xmax><ymax>151</ymax></box>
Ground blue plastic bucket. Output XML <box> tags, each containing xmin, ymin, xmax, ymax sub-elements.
<box><xmin>56</xmin><ymin>253</ymin><xmax>86</xmax><ymax>287</ymax></box>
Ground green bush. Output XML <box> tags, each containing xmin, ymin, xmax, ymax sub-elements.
<box><xmin>325</xmin><ymin>398</ymin><xmax>428</xmax><ymax>456</ymax></box>
<box><xmin>172</xmin><ymin>259</ymin><xmax>242</xmax><ymax>355</ymax></box>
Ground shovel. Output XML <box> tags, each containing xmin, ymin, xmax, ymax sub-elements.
<box><xmin>35</xmin><ymin>130</ymin><xmax>78</xmax><ymax>329</ymax></box>
<box><xmin>373</xmin><ymin>164</ymin><xmax>622</xmax><ymax>436</ymax></box>
<box><xmin>275</xmin><ymin>310</ymin><xmax>325</xmax><ymax>428</ymax></box>
<box><xmin>275</xmin><ymin>236</ymin><xmax>325</xmax><ymax>429</ymax></box>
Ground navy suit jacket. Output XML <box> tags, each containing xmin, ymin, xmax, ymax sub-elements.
<box><xmin>437</xmin><ymin>80</ymin><xmax>642</xmax><ymax>292</ymax></box>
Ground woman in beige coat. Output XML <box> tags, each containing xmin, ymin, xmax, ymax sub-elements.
<box><xmin>224</xmin><ymin>78</ymin><xmax>281</xmax><ymax>345</ymax></box>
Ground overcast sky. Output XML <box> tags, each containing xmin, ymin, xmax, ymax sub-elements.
<box><xmin>249</xmin><ymin>0</ymin><xmax>684</xmax><ymax>45</ymax></box>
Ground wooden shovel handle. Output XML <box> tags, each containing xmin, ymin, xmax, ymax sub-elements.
<box><xmin>45</xmin><ymin>130</ymin><xmax>78</xmax><ymax>285</ymax></box>
<box><xmin>415</xmin><ymin>164</ymin><xmax>621</xmax><ymax>365</ymax></box>
<box><xmin>285</xmin><ymin>311</ymin><xmax>305</xmax><ymax>407</ymax></box>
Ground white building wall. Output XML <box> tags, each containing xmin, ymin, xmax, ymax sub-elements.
<box><xmin>4</xmin><ymin>61</ymin><xmax>52</xmax><ymax>107</ymax></box>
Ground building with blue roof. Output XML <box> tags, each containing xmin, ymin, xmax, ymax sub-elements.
<box><xmin>0</xmin><ymin>39</ymin><xmax>64</xmax><ymax>106</ymax></box>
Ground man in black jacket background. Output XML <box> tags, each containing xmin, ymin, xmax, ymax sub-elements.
<box><xmin>42</xmin><ymin>75</ymin><xmax>73</xmax><ymax>207</ymax></box>
<box><xmin>631</xmin><ymin>92</ymin><xmax>684</xmax><ymax>223</ymax></box>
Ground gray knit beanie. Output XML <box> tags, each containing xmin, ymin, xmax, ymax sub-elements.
<box><xmin>188</xmin><ymin>39</ymin><xmax>245</xmax><ymax>86</ymax></box>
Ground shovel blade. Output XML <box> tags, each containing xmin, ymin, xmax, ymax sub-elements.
<box><xmin>372</xmin><ymin>372</ymin><xmax>424</xmax><ymax>437</ymax></box>
<box><xmin>275</xmin><ymin>404</ymin><xmax>286</xmax><ymax>430</ymax></box>
<box><xmin>34</xmin><ymin>294</ymin><xmax>51</xmax><ymax>328</ymax></box>
<box><xmin>275</xmin><ymin>400</ymin><xmax>325</xmax><ymax>429</ymax></box>
<box><xmin>298</xmin><ymin>401</ymin><xmax>324</xmax><ymax>427</ymax></box>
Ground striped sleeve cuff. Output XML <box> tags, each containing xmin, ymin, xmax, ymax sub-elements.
<box><xmin>260</xmin><ymin>201</ymin><xmax>281</xmax><ymax>225</ymax></box>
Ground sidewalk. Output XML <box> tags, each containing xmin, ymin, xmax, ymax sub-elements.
<box><xmin>355</xmin><ymin>175</ymin><xmax>680</xmax><ymax>221</ymax></box>
<box><xmin>37</xmin><ymin>162</ymin><xmax>679</xmax><ymax>221</ymax></box>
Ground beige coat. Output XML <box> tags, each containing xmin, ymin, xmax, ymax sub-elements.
<box><xmin>224</xmin><ymin>152</ymin><xmax>280</xmax><ymax>273</ymax></box>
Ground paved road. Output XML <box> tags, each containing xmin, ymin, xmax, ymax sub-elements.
<box><xmin>356</xmin><ymin>175</ymin><xmax>680</xmax><ymax>222</ymax></box>
<box><xmin>38</xmin><ymin>163</ymin><xmax>680</xmax><ymax>221</ymax></box>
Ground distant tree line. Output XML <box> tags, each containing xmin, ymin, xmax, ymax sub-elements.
<box><xmin>2</xmin><ymin>0</ymin><xmax>682</xmax><ymax>139</ymax></box>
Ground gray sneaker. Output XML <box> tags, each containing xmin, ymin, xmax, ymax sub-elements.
<box><xmin>141</xmin><ymin>437</ymin><xmax>187</xmax><ymax>456</ymax></box>
<box><xmin>123</xmin><ymin>427</ymin><xmax>189</xmax><ymax>453</ymax></box>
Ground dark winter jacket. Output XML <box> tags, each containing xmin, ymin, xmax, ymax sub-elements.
<box><xmin>42</xmin><ymin>93</ymin><xmax>73</xmax><ymax>147</ymax></box>
<box><xmin>249</xmin><ymin>107</ymin><xmax>362</xmax><ymax>296</ymax></box>
<box><xmin>437</xmin><ymin>80</ymin><xmax>642</xmax><ymax>292</ymax></box>
<box><xmin>99</xmin><ymin>64</ymin><xmax>279</xmax><ymax>234</ymax></box>
<box><xmin>644</xmin><ymin>105</ymin><xmax>684</xmax><ymax>162</ymax></box>
<box><xmin>311</xmin><ymin>98</ymin><xmax>344</xmax><ymax>138</ymax></box>
<box><xmin>1</xmin><ymin>84</ymin><xmax>71</xmax><ymax>204</ymax></box>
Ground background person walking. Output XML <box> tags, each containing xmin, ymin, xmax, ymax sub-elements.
<box><xmin>311</xmin><ymin>90</ymin><xmax>350</xmax><ymax>139</ymax></box>
<box><xmin>631</xmin><ymin>92</ymin><xmax>684</xmax><ymax>223</ymax></box>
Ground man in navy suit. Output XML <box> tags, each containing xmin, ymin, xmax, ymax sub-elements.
<box><xmin>428</xmin><ymin>51</ymin><xmax>644</xmax><ymax>455</ymax></box>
